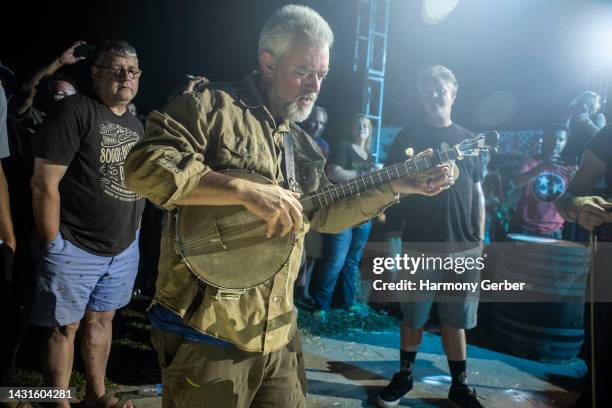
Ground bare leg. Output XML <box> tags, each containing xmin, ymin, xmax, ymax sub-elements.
<box><xmin>440</xmin><ymin>326</ymin><xmax>466</xmax><ymax>361</ymax></box>
<box><xmin>80</xmin><ymin>310</ymin><xmax>133</xmax><ymax>408</ymax></box>
<box><xmin>45</xmin><ymin>322</ymin><xmax>80</xmax><ymax>408</ymax></box>
<box><xmin>400</xmin><ymin>322</ymin><xmax>423</xmax><ymax>352</ymax></box>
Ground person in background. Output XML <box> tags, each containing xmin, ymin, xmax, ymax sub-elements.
<box><xmin>378</xmin><ymin>65</ymin><xmax>485</xmax><ymax>408</ymax></box>
<box><xmin>0</xmin><ymin>80</ymin><xmax>17</xmax><ymax>369</ymax></box>
<box><xmin>511</xmin><ymin>124</ymin><xmax>575</xmax><ymax>238</ymax></box>
<box><xmin>0</xmin><ymin>80</ymin><xmax>16</xmax><ymax>268</ymax></box>
<box><xmin>301</xmin><ymin>105</ymin><xmax>330</xmax><ymax>157</ymax></box>
<box><xmin>29</xmin><ymin>40</ymin><xmax>145</xmax><ymax>408</ymax></box>
<box><xmin>0</xmin><ymin>66</ymin><xmax>31</xmax><ymax>408</ymax></box>
<box><xmin>295</xmin><ymin>105</ymin><xmax>330</xmax><ymax>307</ymax></box>
<box><xmin>562</xmin><ymin>91</ymin><xmax>606</xmax><ymax>164</ymax></box>
<box><xmin>310</xmin><ymin>114</ymin><xmax>379</xmax><ymax>321</ymax></box>
<box><xmin>556</xmin><ymin>125</ymin><xmax>612</xmax><ymax>408</ymax></box>
<box><xmin>15</xmin><ymin>41</ymin><xmax>86</xmax><ymax>116</ymax></box>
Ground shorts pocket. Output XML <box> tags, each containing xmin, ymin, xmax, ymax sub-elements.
<box><xmin>44</xmin><ymin>232</ymin><xmax>63</xmax><ymax>252</ymax></box>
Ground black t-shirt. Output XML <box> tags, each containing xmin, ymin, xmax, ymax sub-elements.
<box><xmin>563</xmin><ymin>114</ymin><xmax>605</xmax><ymax>162</ymax></box>
<box><xmin>384</xmin><ymin>122</ymin><xmax>483</xmax><ymax>250</ymax></box>
<box><xmin>587</xmin><ymin>125</ymin><xmax>612</xmax><ymax>241</ymax></box>
<box><xmin>329</xmin><ymin>141</ymin><xmax>375</xmax><ymax>174</ymax></box>
<box><xmin>31</xmin><ymin>94</ymin><xmax>145</xmax><ymax>256</ymax></box>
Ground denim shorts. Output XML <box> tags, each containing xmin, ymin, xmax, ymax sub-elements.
<box><xmin>31</xmin><ymin>232</ymin><xmax>139</xmax><ymax>327</ymax></box>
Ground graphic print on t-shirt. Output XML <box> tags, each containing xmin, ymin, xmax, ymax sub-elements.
<box><xmin>531</xmin><ymin>171</ymin><xmax>566</xmax><ymax>202</ymax></box>
<box><xmin>99</xmin><ymin>122</ymin><xmax>140</xmax><ymax>202</ymax></box>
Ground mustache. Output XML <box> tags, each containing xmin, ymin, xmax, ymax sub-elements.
<box><xmin>299</xmin><ymin>92</ymin><xmax>318</xmax><ymax>100</ymax></box>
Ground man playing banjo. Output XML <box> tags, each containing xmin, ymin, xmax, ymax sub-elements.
<box><xmin>125</xmin><ymin>5</ymin><xmax>451</xmax><ymax>407</ymax></box>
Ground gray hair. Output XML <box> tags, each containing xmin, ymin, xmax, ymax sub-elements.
<box><xmin>571</xmin><ymin>90</ymin><xmax>601</xmax><ymax>107</ymax></box>
<box><xmin>94</xmin><ymin>40</ymin><xmax>138</xmax><ymax>64</ymax></box>
<box><xmin>311</xmin><ymin>105</ymin><xmax>328</xmax><ymax>121</ymax></box>
<box><xmin>258</xmin><ymin>4</ymin><xmax>334</xmax><ymax>58</ymax></box>
<box><xmin>417</xmin><ymin>65</ymin><xmax>458</xmax><ymax>94</ymax></box>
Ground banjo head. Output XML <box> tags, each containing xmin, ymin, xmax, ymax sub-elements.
<box><xmin>175</xmin><ymin>170</ymin><xmax>297</xmax><ymax>290</ymax></box>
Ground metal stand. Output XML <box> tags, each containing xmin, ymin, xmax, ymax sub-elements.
<box><xmin>353</xmin><ymin>0</ymin><xmax>391</xmax><ymax>164</ymax></box>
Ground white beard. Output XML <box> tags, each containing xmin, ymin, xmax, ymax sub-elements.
<box><xmin>269</xmin><ymin>82</ymin><xmax>317</xmax><ymax>122</ymax></box>
<box><xmin>285</xmin><ymin>100</ymin><xmax>314</xmax><ymax>122</ymax></box>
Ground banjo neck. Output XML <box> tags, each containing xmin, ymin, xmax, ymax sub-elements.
<box><xmin>300</xmin><ymin>146</ymin><xmax>462</xmax><ymax>213</ymax></box>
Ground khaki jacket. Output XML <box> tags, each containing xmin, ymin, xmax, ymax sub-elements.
<box><xmin>125</xmin><ymin>72</ymin><xmax>397</xmax><ymax>353</ymax></box>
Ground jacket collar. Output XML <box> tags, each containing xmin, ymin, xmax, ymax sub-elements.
<box><xmin>239</xmin><ymin>71</ymin><xmax>291</xmax><ymax>133</ymax></box>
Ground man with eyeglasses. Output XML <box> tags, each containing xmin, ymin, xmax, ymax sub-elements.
<box><xmin>29</xmin><ymin>40</ymin><xmax>145</xmax><ymax>408</ymax></box>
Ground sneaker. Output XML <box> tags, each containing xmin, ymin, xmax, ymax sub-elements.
<box><xmin>448</xmin><ymin>383</ymin><xmax>485</xmax><ymax>408</ymax></box>
<box><xmin>312</xmin><ymin>309</ymin><xmax>327</xmax><ymax>324</ymax></box>
<box><xmin>376</xmin><ymin>371</ymin><xmax>414</xmax><ymax>407</ymax></box>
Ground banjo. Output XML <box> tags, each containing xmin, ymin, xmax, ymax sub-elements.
<box><xmin>174</xmin><ymin>131</ymin><xmax>499</xmax><ymax>294</ymax></box>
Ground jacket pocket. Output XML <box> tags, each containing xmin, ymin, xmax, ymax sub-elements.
<box><xmin>219</xmin><ymin>133</ymin><xmax>264</xmax><ymax>158</ymax></box>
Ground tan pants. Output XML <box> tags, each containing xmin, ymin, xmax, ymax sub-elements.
<box><xmin>151</xmin><ymin>329</ymin><xmax>307</xmax><ymax>408</ymax></box>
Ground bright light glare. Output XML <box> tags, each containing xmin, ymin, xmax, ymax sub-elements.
<box><xmin>422</xmin><ymin>0</ymin><xmax>461</xmax><ymax>25</ymax></box>
<box><xmin>474</xmin><ymin>91</ymin><xmax>518</xmax><ymax>127</ymax></box>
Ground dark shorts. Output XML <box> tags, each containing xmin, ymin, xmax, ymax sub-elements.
<box><xmin>31</xmin><ymin>232</ymin><xmax>139</xmax><ymax>327</ymax></box>
<box><xmin>151</xmin><ymin>329</ymin><xmax>307</xmax><ymax>408</ymax></box>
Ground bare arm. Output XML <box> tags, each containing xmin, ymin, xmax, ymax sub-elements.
<box><xmin>472</xmin><ymin>182</ymin><xmax>485</xmax><ymax>241</ymax></box>
<box><xmin>572</xmin><ymin>113</ymin><xmax>604</xmax><ymax>137</ymax></box>
<box><xmin>326</xmin><ymin>164</ymin><xmax>357</xmax><ymax>183</ymax></box>
<box><xmin>17</xmin><ymin>41</ymin><xmax>85</xmax><ymax>114</ymax></box>
<box><xmin>31</xmin><ymin>158</ymin><xmax>67</xmax><ymax>242</ymax></box>
<box><xmin>0</xmin><ymin>165</ymin><xmax>15</xmax><ymax>251</ymax></box>
<box><xmin>513</xmin><ymin>163</ymin><xmax>544</xmax><ymax>188</ymax></box>
<box><xmin>175</xmin><ymin>171</ymin><xmax>303</xmax><ymax>238</ymax></box>
<box><xmin>556</xmin><ymin>150</ymin><xmax>612</xmax><ymax>230</ymax></box>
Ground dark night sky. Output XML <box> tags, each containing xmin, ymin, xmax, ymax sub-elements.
<box><xmin>2</xmin><ymin>0</ymin><xmax>612</xmax><ymax>138</ymax></box>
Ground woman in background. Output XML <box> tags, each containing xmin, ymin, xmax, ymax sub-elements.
<box><xmin>311</xmin><ymin>114</ymin><xmax>380</xmax><ymax>323</ymax></box>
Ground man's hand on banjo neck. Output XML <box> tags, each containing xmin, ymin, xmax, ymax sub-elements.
<box><xmin>175</xmin><ymin>149</ymin><xmax>450</xmax><ymax>239</ymax></box>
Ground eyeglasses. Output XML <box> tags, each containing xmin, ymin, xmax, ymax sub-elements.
<box><xmin>95</xmin><ymin>65</ymin><xmax>142</xmax><ymax>80</ymax></box>
<box><xmin>52</xmin><ymin>90</ymin><xmax>76</xmax><ymax>101</ymax></box>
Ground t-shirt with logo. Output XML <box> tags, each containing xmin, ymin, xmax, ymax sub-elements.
<box><xmin>514</xmin><ymin>159</ymin><xmax>572</xmax><ymax>234</ymax></box>
<box><xmin>384</xmin><ymin>122</ymin><xmax>483</xmax><ymax>252</ymax></box>
<box><xmin>329</xmin><ymin>141</ymin><xmax>376</xmax><ymax>175</ymax></box>
<box><xmin>31</xmin><ymin>94</ymin><xmax>145</xmax><ymax>256</ymax></box>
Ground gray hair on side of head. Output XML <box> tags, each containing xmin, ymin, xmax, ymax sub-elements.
<box><xmin>258</xmin><ymin>4</ymin><xmax>334</xmax><ymax>59</ymax></box>
<box><xmin>417</xmin><ymin>64</ymin><xmax>458</xmax><ymax>94</ymax></box>
<box><xmin>94</xmin><ymin>40</ymin><xmax>138</xmax><ymax>64</ymax></box>
<box><xmin>312</xmin><ymin>105</ymin><xmax>328</xmax><ymax>121</ymax></box>
<box><xmin>572</xmin><ymin>90</ymin><xmax>601</xmax><ymax>105</ymax></box>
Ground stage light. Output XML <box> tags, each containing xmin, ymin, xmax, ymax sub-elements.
<box><xmin>422</xmin><ymin>0</ymin><xmax>461</xmax><ymax>25</ymax></box>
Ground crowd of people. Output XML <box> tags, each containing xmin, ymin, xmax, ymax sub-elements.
<box><xmin>0</xmin><ymin>4</ymin><xmax>611</xmax><ymax>408</ymax></box>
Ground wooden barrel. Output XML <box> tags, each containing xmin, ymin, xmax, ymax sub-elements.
<box><xmin>491</xmin><ymin>233</ymin><xmax>590</xmax><ymax>364</ymax></box>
